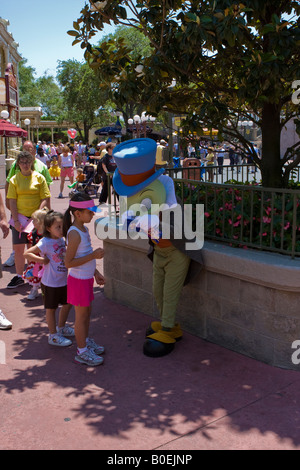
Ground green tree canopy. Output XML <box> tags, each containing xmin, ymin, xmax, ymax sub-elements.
<box><xmin>95</xmin><ymin>25</ymin><xmax>155</xmax><ymax>126</ymax></box>
<box><xmin>70</xmin><ymin>0</ymin><xmax>300</xmax><ymax>187</ymax></box>
<box><xmin>18</xmin><ymin>59</ymin><xmax>63</xmax><ymax>118</ymax></box>
<box><xmin>35</xmin><ymin>75</ymin><xmax>63</xmax><ymax>118</ymax></box>
<box><xmin>18</xmin><ymin>59</ymin><xmax>39</xmax><ymax>107</ymax></box>
<box><xmin>56</xmin><ymin>59</ymin><xmax>109</xmax><ymax>142</ymax></box>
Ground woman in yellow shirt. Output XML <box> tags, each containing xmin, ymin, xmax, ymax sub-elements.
<box><xmin>6</xmin><ymin>151</ymin><xmax>51</xmax><ymax>289</ymax></box>
<box><xmin>205</xmin><ymin>147</ymin><xmax>215</xmax><ymax>182</ymax></box>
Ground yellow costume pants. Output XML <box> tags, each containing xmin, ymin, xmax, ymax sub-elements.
<box><xmin>152</xmin><ymin>245</ymin><xmax>190</xmax><ymax>329</ymax></box>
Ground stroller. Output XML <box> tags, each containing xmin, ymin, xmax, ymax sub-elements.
<box><xmin>69</xmin><ymin>164</ymin><xmax>100</xmax><ymax>198</ymax></box>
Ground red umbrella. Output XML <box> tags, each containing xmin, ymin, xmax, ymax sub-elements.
<box><xmin>0</xmin><ymin>119</ymin><xmax>27</xmax><ymax>137</ymax></box>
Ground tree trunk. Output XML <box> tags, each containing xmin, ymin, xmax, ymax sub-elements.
<box><xmin>260</xmin><ymin>103</ymin><xmax>283</xmax><ymax>188</ymax></box>
<box><xmin>83</xmin><ymin>122</ymin><xmax>89</xmax><ymax>143</ymax></box>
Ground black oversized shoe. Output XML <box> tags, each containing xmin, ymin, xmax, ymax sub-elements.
<box><xmin>145</xmin><ymin>321</ymin><xmax>183</xmax><ymax>342</ymax></box>
<box><xmin>143</xmin><ymin>330</ymin><xmax>176</xmax><ymax>358</ymax></box>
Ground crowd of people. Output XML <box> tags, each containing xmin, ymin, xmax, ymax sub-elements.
<box><xmin>10</xmin><ymin>138</ymin><xmax>120</xmax><ymax>204</ymax></box>
<box><xmin>153</xmin><ymin>138</ymin><xmax>261</xmax><ymax>174</ymax></box>
<box><xmin>170</xmin><ymin>140</ymin><xmax>260</xmax><ymax>180</ymax></box>
<box><xmin>185</xmin><ymin>140</ymin><xmax>260</xmax><ymax>165</ymax></box>
<box><xmin>0</xmin><ymin>136</ymin><xmax>261</xmax><ymax>364</ymax></box>
<box><xmin>0</xmin><ymin>139</ymin><xmax>110</xmax><ymax>367</ymax></box>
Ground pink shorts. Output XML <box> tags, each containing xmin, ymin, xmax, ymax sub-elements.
<box><xmin>67</xmin><ymin>275</ymin><xmax>94</xmax><ymax>307</ymax></box>
<box><xmin>61</xmin><ymin>167</ymin><xmax>74</xmax><ymax>179</ymax></box>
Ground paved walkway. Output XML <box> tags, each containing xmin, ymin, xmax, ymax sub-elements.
<box><xmin>1</xmin><ymin>180</ymin><xmax>300</xmax><ymax>450</ymax></box>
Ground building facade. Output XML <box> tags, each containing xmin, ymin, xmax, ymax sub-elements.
<box><xmin>0</xmin><ymin>17</ymin><xmax>22</xmax><ymax>151</ymax></box>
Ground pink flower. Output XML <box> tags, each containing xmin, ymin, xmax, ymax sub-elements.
<box><xmin>204</xmin><ymin>212</ymin><xmax>210</xmax><ymax>217</ymax></box>
<box><xmin>263</xmin><ymin>216</ymin><xmax>271</xmax><ymax>223</ymax></box>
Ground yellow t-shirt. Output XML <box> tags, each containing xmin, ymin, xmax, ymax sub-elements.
<box><xmin>206</xmin><ymin>152</ymin><xmax>215</xmax><ymax>165</ymax></box>
<box><xmin>100</xmin><ymin>148</ymin><xmax>107</xmax><ymax>159</ymax></box>
<box><xmin>7</xmin><ymin>170</ymin><xmax>51</xmax><ymax>217</ymax></box>
<box><xmin>156</xmin><ymin>145</ymin><xmax>168</xmax><ymax>165</ymax></box>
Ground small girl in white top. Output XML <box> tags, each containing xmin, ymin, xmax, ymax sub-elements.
<box><xmin>63</xmin><ymin>193</ymin><xmax>105</xmax><ymax>367</ymax></box>
<box><xmin>24</xmin><ymin>210</ymin><xmax>74</xmax><ymax>347</ymax></box>
<box><xmin>58</xmin><ymin>145</ymin><xmax>75</xmax><ymax>198</ymax></box>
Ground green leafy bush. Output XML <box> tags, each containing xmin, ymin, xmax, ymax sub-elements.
<box><xmin>175</xmin><ymin>181</ymin><xmax>300</xmax><ymax>255</ymax></box>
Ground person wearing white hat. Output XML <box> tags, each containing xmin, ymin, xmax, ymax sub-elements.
<box><xmin>155</xmin><ymin>139</ymin><xmax>168</xmax><ymax>169</ymax></box>
<box><xmin>98</xmin><ymin>141</ymin><xmax>107</xmax><ymax>159</ymax></box>
<box><xmin>94</xmin><ymin>141</ymin><xmax>108</xmax><ymax>191</ymax></box>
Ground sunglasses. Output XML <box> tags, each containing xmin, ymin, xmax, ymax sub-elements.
<box><xmin>19</xmin><ymin>160</ymin><xmax>32</xmax><ymax>165</ymax></box>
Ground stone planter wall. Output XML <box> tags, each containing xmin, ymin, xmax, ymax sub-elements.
<box><xmin>96</xmin><ymin>218</ymin><xmax>300</xmax><ymax>370</ymax></box>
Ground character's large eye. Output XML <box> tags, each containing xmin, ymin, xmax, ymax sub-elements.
<box><xmin>141</xmin><ymin>198</ymin><xmax>152</xmax><ymax>210</ymax></box>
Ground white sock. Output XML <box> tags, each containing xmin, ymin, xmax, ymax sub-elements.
<box><xmin>77</xmin><ymin>347</ymin><xmax>88</xmax><ymax>355</ymax></box>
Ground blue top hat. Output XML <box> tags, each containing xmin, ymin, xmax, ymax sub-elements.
<box><xmin>113</xmin><ymin>138</ymin><xmax>165</xmax><ymax>197</ymax></box>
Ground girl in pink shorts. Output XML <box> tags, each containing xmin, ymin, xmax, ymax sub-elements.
<box><xmin>63</xmin><ymin>192</ymin><xmax>105</xmax><ymax>367</ymax></box>
<box><xmin>58</xmin><ymin>146</ymin><xmax>75</xmax><ymax>198</ymax></box>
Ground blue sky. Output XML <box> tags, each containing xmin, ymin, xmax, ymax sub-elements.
<box><xmin>1</xmin><ymin>0</ymin><xmax>114</xmax><ymax>77</ymax></box>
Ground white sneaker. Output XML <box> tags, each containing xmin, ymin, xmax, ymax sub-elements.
<box><xmin>3</xmin><ymin>252</ymin><xmax>15</xmax><ymax>267</ymax></box>
<box><xmin>48</xmin><ymin>334</ymin><xmax>72</xmax><ymax>347</ymax></box>
<box><xmin>0</xmin><ymin>310</ymin><xmax>12</xmax><ymax>330</ymax></box>
<box><xmin>56</xmin><ymin>325</ymin><xmax>75</xmax><ymax>337</ymax></box>
<box><xmin>86</xmin><ymin>337</ymin><xmax>105</xmax><ymax>355</ymax></box>
<box><xmin>27</xmin><ymin>286</ymin><xmax>39</xmax><ymax>300</ymax></box>
<box><xmin>75</xmin><ymin>348</ymin><xmax>104</xmax><ymax>366</ymax></box>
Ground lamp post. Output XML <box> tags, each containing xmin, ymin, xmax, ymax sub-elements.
<box><xmin>133</xmin><ymin>115</ymin><xmax>141</xmax><ymax>138</ymax></box>
<box><xmin>1</xmin><ymin>110</ymin><xmax>9</xmax><ymax>120</ymax></box>
<box><xmin>128</xmin><ymin>113</ymin><xmax>155</xmax><ymax>138</ymax></box>
<box><xmin>238</xmin><ymin>120</ymin><xmax>254</xmax><ymax>140</ymax></box>
<box><xmin>127</xmin><ymin>118</ymin><xmax>134</xmax><ymax>136</ymax></box>
<box><xmin>1</xmin><ymin>109</ymin><xmax>9</xmax><ymax>157</ymax></box>
<box><xmin>24</xmin><ymin>118</ymin><xmax>30</xmax><ymax>141</ymax></box>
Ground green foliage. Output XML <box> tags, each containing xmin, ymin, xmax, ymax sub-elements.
<box><xmin>175</xmin><ymin>180</ymin><xmax>300</xmax><ymax>255</ymax></box>
<box><xmin>18</xmin><ymin>59</ymin><xmax>63</xmax><ymax>117</ymax></box>
<box><xmin>56</xmin><ymin>59</ymin><xmax>109</xmax><ymax>141</ymax></box>
<box><xmin>35</xmin><ymin>75</ymin><xmax>63</xmax><ymax>117</ymax></box>
<box><xmin>70</xmin><ymin>0</ymin><xmax>300</xmax><ymax>187</ymax></box>
<box><xmin>18</xmin><ymin>59</ymin><xmax>39</xmax><ymax>107</ymax></box>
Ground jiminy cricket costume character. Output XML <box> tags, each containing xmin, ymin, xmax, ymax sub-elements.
<box><xmin>113</xmin><ymin>138</ymin><xmax>203</xmax><ymax>357</ymax></box>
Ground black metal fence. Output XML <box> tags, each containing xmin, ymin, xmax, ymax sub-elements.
<box><xmin>106</xmin><ymin>166</ymin><xmax>300</xmax><ymax>257</ymax></box>
<box><xmin>174</xmin><ymin>178</ymin><xmax>300</xmax><ymax>258</ymax></box>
